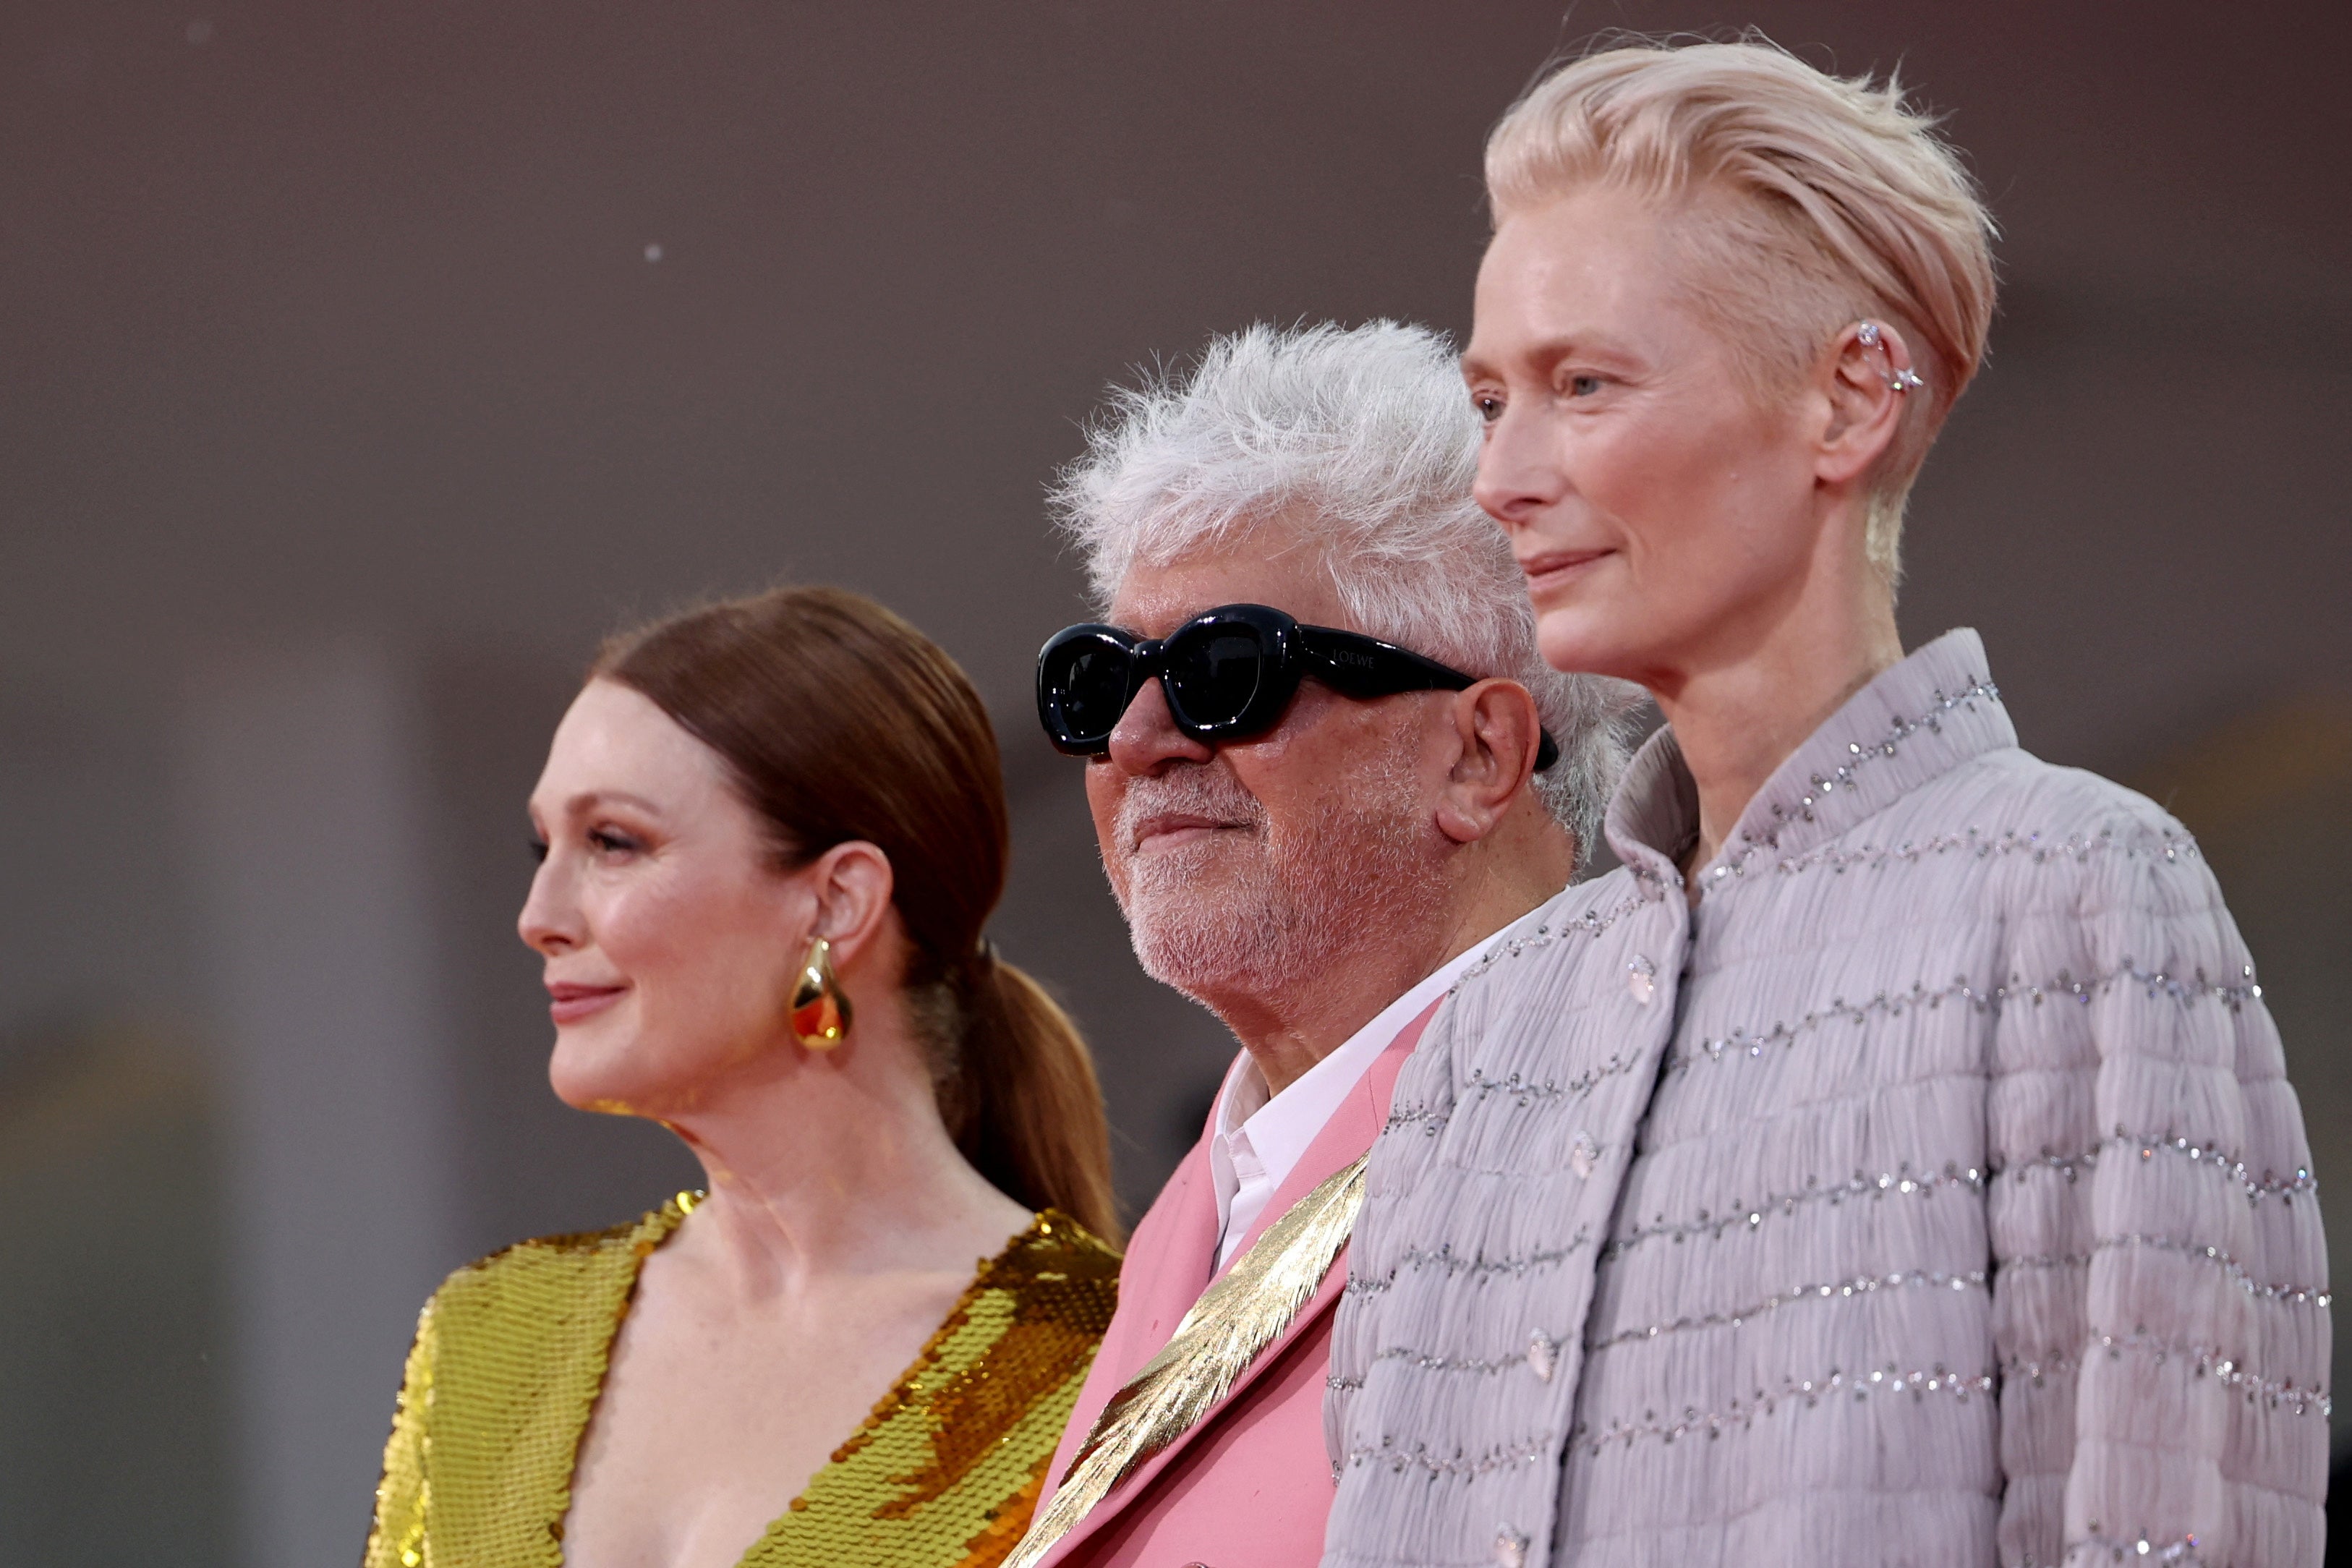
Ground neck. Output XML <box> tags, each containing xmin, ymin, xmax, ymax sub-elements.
<box><xmin>645</xmin><ymin>1015</ymin><xmax>1025</xmax><ymax>1300</ymax></box>
<box><xmin>1206</xmin><ymin>806</ymin><xmax>1573</xmax><ymax>1096</ymax></box>
<box><xmin>1645</xmin><ymin>515</ymin><xmax>1902</xmax><ymax>882</ymax></box>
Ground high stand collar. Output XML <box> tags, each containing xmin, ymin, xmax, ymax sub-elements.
<box><xmin>1604</xmin><ymin>628</ymin><xmax>2016</xmax><ymax>897</ymax></box>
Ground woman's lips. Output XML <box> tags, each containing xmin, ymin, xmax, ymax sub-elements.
<box><xmin>546</xmin><ymin>982</ymin><xmax>626</xmax><ymax>1025</ymax></box>
<box><xmin>1519</xmin><ymin>547</ymin><xmax>1611</xmax><ymax>599</ymax></box>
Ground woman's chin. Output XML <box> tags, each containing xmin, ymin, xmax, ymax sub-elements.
<box><xmin>548</xmin><ymin>1074</ymin><xmax>644</xmax><ymax>1117</ymax></box>
<box><xmin>548</xmin><ymin>1040</ymin><xmax>662</xmax><ymax>1117</ymax></box>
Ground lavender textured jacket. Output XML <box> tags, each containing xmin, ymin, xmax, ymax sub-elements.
<box><xmin>1323</xmin><ymin>630</ymin><xmax>2329</xmax><ymax>1568</ymax></box>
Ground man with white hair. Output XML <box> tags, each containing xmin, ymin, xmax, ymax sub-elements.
<box><xmin>1003</xmin><ymin>322</ymin><xmax>1630</xmax><ymax>1568</ymax></box>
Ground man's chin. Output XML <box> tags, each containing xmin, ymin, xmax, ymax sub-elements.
<box><xmin>1117</xmin><ymin>853</ymin><xmax>1237</xmax><ymax>918</ymax></box>
<box><xmin>1128</xmin><ymin>936</ymin><xmax>1242</xmax><ymax>1002</ymax></box>
<box><xmin>1121</xmin><ymin>875</ymin><xmax>1243</xmax><ymax>938</ymax></box>
<box><xmin>1126</xmin><ymin>895</ymin><xmax>1300</xmax><ymax>996</ymax></box>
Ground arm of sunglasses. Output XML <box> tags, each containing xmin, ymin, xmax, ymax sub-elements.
<box><xmin>1297</xmin><ymin>629</ymin><xmax>1562</xmax><ymax>772</ymax></box>
<box><xmin>1296</xmin><ymin>627</ymin><xmax>1467</xmax><ymax>696</ymax></box>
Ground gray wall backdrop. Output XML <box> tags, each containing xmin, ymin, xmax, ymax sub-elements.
<box><xmin>0</xmin><ymin>2</ymin><xmax>2345</xmax><ymax>1564</ymax></box>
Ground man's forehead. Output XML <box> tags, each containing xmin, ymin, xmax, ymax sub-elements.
<box><xmin>1106</xmin><ymin>539</ymin><xmax>1351</xmax><ymax>636</ymax></box>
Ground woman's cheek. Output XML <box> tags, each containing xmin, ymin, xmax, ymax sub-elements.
<box><xmin>593</xmin><ymin>875</ymin><xmax>691</xmax><ymax>979</ymax></box>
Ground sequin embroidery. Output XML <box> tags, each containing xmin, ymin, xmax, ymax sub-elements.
<box><xmin>362</xmin><ymin>1202</ymin><xmax>1118</xmax><ymax>1568</ymax></box>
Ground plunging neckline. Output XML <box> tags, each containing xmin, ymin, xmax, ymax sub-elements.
<box><xmin>558</xmin><ymin>1197</ymin><xmax>1054</xmax><ymax>1568</ymax></box>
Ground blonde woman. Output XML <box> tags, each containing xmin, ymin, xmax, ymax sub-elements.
<box><xmin>365</xmin><ymin>588</ymin><xmax>1122</xmax><ymax>1568</ymax></box>
<box><xmin>1326</xmin><ymin>41</ymin><xmax>2327</xmax><ymax>1568</ymax></box>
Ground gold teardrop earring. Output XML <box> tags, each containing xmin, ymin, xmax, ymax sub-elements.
<box><xmin>789</xmin><ymin>934</ymin><xmax>853</xmax><ymax>1049</ymax></box>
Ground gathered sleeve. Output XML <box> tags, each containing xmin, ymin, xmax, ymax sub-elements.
<box><xmin>1987</xmin><ymin>806</ymin><xmax>2329</xmax><ymax>1567</ymax></box>
<box><xmin>363</xmin><ymin>1292</ymin><xmax>441</xmax><ymax>1568</ymax></box>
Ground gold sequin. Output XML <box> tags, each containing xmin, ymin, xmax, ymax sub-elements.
<box><xmin>363</xmin><ymin>1199</ymin><xmax>1118</xmax><ymax>1568</ymax></box>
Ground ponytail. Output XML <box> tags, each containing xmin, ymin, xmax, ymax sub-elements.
<box><xmin>945</xmin><ymin>953</ymin><xmax>1121</xmax><ymax>1245</ymax></box>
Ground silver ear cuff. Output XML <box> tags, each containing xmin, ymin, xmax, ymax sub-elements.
<box><xmin>1856</xmin><ymin>321</ymin><xmax>1925</xmax><ymax>393</ymax></box>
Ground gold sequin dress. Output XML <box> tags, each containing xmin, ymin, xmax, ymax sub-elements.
<box><xmin>365</xmin><ymin>1198</ymin><xmax>1120</xmax><ymax>1568</ymax></box>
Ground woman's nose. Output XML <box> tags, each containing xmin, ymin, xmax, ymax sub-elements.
<box><xmin>1472</xmin><ymin>405</ymin><xmax>1567</xmax><ymax>529</ymax></box>
<box><xmin>1104</xmin><ymin>675</ymin><xmax>1215</xmax><ymax>775</ymax></box>
<box><xmin>516</xmin><ymin>857</ymin><xmax>580</xmax><ymax>955</ymax></box>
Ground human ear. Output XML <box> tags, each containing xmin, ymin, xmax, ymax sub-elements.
<box><xmin>1433</xmin><ymin>681</ymin><xmax>1544</xmax><ymax>845</ymax></box>
<box><xmin>1815</xmin><ymin>320</ymin><xmax>1917</xmax><ymax>487</ymax></box>
<box><xmin>802</xmin><ymin>840</ymin><xmax>898</xmax><ymax>971</ymax></box>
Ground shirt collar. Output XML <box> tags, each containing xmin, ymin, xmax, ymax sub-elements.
<box><xmin>1212</xmin><ymin>927</ymin><xmax>1504</xmax><ymax>1176</ymax></box>
<box><xmin>1606</xmin><ymin>628</ymin><xmax>2015</xmax><ymax>890</ymax></box>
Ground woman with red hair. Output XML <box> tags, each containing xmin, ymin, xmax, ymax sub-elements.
<box><xmin>366</xmin><ymin>587</ymin><xmax>1122</xmax><ymax>1568</ymax></box>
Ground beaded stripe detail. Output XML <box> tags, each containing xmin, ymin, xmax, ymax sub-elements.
<box><xmin>2003</xmin><ymin>1334</ymin><xmax>2330</xmax><ymax>1417</ymax></box>
<box><xmin>1708</xmin><ymin>677</ymin><xmax>2002</xmax><ymax>869</ymax></box>
<box><xmin>1342</xmin><ymin>1435</ymin><xmax>1552</xmax><ymax>1477</ymax></box>
<box><xmin>1346</xmin><ymin>1230</ymin><xmax>1597</xmax><ymax>1299</ymax></box>
<box><xmin>2050</xmin><ymin>1533</ymin><xmax>2204</xmax><ymax>1565</ymax></box>
<box><xmin>2096</xmin><ymin>1232</ymin><xmax>2327</xmax><ymax>1305</ymax></box>
<box><xmin>1710</xmin><ymin>825</ymin><xmax>2202</xmax><ymax>883</ymax></box>
<box><xmin>1451</xmin><ymin>892</ymin><xmax>1660</xmax><ymax>989</ymax></box>
<box><xmin>1329</xmin><ymin>1345</ymin><xmax>1535</xmax><ymax>1387</ymax></box>
<box><xmin>2000</xmin><ymin>1130</ymin><xmax>2317</xmax><ymax>1205</ymax></box>
<box><xmin>1590</xmin><ymin>1149</ymin><xmax>2317</xmax><ymax>1278</ymax></box>
<box><xmin>1345</xmin><ymin>1268</ymin><xmax>1995</xmax><ymax>1385</ymax></box>
<box><xmin>1386</xmin><ymin>1053</ymin><xmax>1651</xmax><ymax>1135</ymax></box>
<box><xmin>1587</xmin><ymin>1267</ymin><xmax>1988</xmax><ymax>1352</ymax></box>
<box><xmin>1670</xmin><ymin>963</ymin><xmax>2264</xmax><ymax>1076</ymax></box>
<box><xmin>1567</xmin><ymin>1363</ymin><xmax>1998</xmax><ymax>1456</ymax></box>
<box><xmin>1601</xmin><ymin>1162</ymin><xmax>1985</xmax><ymax>1263</ymax></box>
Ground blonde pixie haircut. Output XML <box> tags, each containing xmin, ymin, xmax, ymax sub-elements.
<box><xmin>1488</xmin><ymin>39</ymin><xmax>1997</xmax><ymax>580</ymax></box>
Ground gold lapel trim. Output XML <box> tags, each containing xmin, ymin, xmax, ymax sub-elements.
<box><xmin>1002</xmin><ymin>1153</ymin><xmax>1369</xmax><ymax>1568</ymax></box>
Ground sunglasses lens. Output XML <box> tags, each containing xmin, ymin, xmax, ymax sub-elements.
<box><xmin>1164</xmin><ymin>629</ymin><xmax>1266</xmax><ymax>730</ymax></box>
<box><xmin>1046</xmin><ymin>638</ymin><xmax>1134</xmax><ymax>746</ymax></box>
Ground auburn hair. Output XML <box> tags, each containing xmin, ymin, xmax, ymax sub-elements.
<box><xmin>594</xmin><ymin>585</ymin><xmax>1120</xmax><ymax>1243</ymax></box>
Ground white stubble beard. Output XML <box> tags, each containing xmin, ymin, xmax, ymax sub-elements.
<box><xmin>1108</xmin><ymin>757</ymin><xmax>1445</xmax><ymax>1013</ymax></box>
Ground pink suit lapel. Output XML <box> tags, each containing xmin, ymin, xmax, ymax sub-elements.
<box><xmin>1036</xmin><ymin>1119</ymin><xmax>1222</xmax><ymax>1501</ymax></box>
<box><xmin>1034</xmin><ymin>998</ymin><xmax>1441</xmax><ymax>1567</ymax></box>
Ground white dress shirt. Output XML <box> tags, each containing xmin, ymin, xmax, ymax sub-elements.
<box><xmin>1205</xmin><ymin>933</ymin><xmax>1501</xmax><ymax>1271</ymax></box>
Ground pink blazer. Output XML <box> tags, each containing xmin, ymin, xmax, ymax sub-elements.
<box><xmin>1028</xmin><ymin>1001</ymin><xmax>1439</xmax><ymax>1568</ymax></box>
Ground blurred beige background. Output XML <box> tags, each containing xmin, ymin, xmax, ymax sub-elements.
<box><xmin>1</xmin><ymin>2</ymin><xmax>2345</xmax><ymax>1561</ymax></box>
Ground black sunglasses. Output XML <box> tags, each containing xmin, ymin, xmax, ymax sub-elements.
<box><xmin>1036</xmin><ymin>602</ymin><xmax>1560</xmax><ymax>770</ymax></box>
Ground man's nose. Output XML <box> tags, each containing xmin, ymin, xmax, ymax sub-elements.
<box><xmin>1104</xmin><ymin>675</ymin><xmax>1215</xmax><ymax>775</ymax></box>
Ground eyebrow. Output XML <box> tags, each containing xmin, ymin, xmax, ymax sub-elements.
<box><xmin>1464</xmin><ymin>336</ymin><xmax>1588</xmax><ymax>378</ymax></box>
<box><xmin>545</xmin><ymin>788</ymin><xmax>665</xmax><ymax>818</ymax></box>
